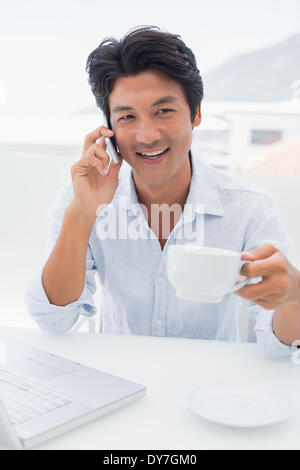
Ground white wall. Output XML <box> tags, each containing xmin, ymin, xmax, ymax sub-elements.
<box><xmin>0</xmin><ymin>150</ymin><xmax>78</xmax><ymax>328</ymax></box>
<box><xmin>240</xmin><ymin>172</ymin><xmax>300</xmax><ymax>268</ymax></box>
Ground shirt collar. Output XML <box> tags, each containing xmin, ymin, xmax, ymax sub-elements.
<box><xmin>187</xmin><ymin>150</ymin><xmax>224</xmax><ymax>217</ymax></box>
<box><xmin>113</xmin><ymin>149</ymin><xmax>224</xmax><ymax>217</ymax></box>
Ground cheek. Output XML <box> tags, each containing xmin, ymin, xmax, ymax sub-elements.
<box><xmin>115</xmin><ymin>119</ymin><xmax>192</xmax><ymax>151</ymax></box>
<box><xmin>175</xmin><ymin>126</ymin><xmax>193</xmax><ymax>149</ymax></box>
<box><xmin>173</xmin><ymin>116</ymin><xmax>192</xmax><ymax>134</ymax></box>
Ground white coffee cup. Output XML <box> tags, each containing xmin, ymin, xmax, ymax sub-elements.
<box><xmin>167</xmin><ymin>245</ymin><xmax>253</xmax><ymax>303</ymax></box>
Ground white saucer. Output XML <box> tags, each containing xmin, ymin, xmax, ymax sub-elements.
<box><xmin>186</xmin><ymin>381</ymin><xmax>298</xmax><ymax>428</ymax></box>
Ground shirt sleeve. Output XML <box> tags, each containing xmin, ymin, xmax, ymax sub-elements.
<box><xmin>243</xmin><ymin>192</ymin><xmax>297</xmax><ymax>358</ymax></box>
<box><xmin>24</xmin><ymin>182</ymin><xmax>98</xmax><ymax>335</ymax></box>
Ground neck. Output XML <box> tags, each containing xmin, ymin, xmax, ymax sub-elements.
<box><xmin>133</xmin><ymin>153</ymin><xmax>192</xmax><ymax>211</ymax></box>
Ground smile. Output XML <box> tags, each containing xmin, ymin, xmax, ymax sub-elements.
<box><xmin>136</xmin><ymin>147</ymin><xmax>169</xmax><ymax>160</ymax></box>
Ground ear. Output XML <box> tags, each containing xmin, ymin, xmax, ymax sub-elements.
<box><xmin>192</xmin><ymin>103</ymin><xmax>202</xmax><ymax>128</ymax></box>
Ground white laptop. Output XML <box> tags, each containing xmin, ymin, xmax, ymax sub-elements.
<box><xmin>0</xmin><ymin>336</ymin><xmax>146</xmax><ymax>450</ymax></box>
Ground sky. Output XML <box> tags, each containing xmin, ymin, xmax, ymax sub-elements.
<box><xmin>0</xmin><ymin>0</ymin><xmax>300</xmax><ymax>116</ymax></box>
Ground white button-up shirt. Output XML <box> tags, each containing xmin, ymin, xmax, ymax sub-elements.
<box><xmin>25</xmin><ymin>151</ymin><xmax>296</xmax><ymax>358</ymax></box>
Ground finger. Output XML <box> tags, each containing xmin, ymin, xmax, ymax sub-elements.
<box><xmin>83</xmin><ymin>126</ymin><xmax>114</xmax><ymax>154</ymax></box>
<box><xmin>85</xmin><ymin>143</ymin><xmax>111</xmax><ymax>169</ymax></box>
<box><xmin>105</xmin><ymin>154</ymin><xmax>123</xmax><ymax>176</ymax></box>
<box><xmin>234</xmin><ymin>279</ymin><xmax>276</xmax><ymax>301</ymax></box>
<box><xmin>241</xmin><ymin>254</ymin><xmax>279</xmax><ymax>278</ymax></box>
<box><xmin>249</xmin><ymin>292</ymin><xmax>282</xmax><ymax>310</ymax></box>
<box><xmin>80</xmin><ymin>147</ymin><xmax>109</xmax><ymax>176</ymax></box>
<box><xmin>236</xmin><ymin>288</ymin><xmax>277</xmax><ymax>309</ymax></box>
<box><xmin>71</xmin><ymin>153</ymin><xmax>103</xmax><ymax>177</ymax></box>
<box><xmin>241</xmin><ymin>244</ymin><xmax>278</xmax><ymax>262</ymax></box>
<box><xmin>83</xmin><ymin>153</ymin><xmax>107</xmax><ymax>175</ymax></box>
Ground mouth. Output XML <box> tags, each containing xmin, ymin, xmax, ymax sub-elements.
<box><xmin>136</xmin><ymin>147</ymin><xmax>170</xmax><ymax>164</ymax></box>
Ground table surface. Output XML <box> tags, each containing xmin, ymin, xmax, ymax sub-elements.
<box><xmin>1</xmin><ymin>327</ymin><xmax>300</xmax><ymax>450</ymax></box>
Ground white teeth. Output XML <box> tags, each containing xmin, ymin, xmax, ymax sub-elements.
<box><xmin>141</xmin><ymin>148</ymin><xmax>168</xmax><ymax>156</ymax></box>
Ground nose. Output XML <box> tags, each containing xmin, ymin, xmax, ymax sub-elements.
<box><xmin>135</xmin><ymin>119</ymin><xmax>162</xmax><ymax>147</ymax></box>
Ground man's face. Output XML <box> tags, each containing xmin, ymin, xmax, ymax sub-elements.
<box><xmin>109</xmin><ymin>69</ymin><xmax>201</xmax><ymax>185</ymax></box>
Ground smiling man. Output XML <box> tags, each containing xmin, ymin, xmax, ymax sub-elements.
<box><xmin>25</xmin><ymin>26</ymin><xmax>300</xmax><ymax>357</ymax></box>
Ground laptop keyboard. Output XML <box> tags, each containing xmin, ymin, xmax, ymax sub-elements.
<box><xmin>0</xmin><ymin>378</ymin><xmax>73</xmax><ymax>425</ymax></box>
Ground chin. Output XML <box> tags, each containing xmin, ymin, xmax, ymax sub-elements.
<box><xmin>138</xmin><ymin>172</ymin><xmax>173</xmax><ymax>186</ymax></box>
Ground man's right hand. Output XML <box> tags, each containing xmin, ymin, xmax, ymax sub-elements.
<box><xmin>69</xmin><ymin>125</ymin><xmax>123</xmax><ymax>221</ymax></box>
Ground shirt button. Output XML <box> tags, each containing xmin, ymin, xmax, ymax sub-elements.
<box><xmin>156</xmin><ymin>320</ymin><xmax>162</xmax><ymax>326</ymax></box>
<box><xmin>157</xmin><ymin>277</ymin><xmax>164</xmax><ymax>284</ymax></box>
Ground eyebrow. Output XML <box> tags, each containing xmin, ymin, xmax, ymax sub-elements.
<box><xmin>112</xmin><ymin>95</ymin><xmax>179</xmax><ymax>114</ymax></box>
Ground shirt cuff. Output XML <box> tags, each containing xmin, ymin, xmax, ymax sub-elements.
<box><xmin>252</xmin><ymin>307</ymin><xmax>297</xmax><ymax>358</ymax></box>
<box><xmin>24</xmin><ymin>269</ymin><xmax>97</xmax><ymax>335</ymax></box>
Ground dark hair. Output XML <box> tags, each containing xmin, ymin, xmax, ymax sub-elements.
<box><xmin>86</xmin><ymin>25</ymin><xmax>204</xmax><ymax>125</ymax></box>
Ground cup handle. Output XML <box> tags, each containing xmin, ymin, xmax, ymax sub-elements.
<box><xmin>230</xmin><ymin>260</ymin><xmax>253</xmax><ymax>293</ymax></box>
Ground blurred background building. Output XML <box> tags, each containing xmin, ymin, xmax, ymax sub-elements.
<box><xmin>191</xmin><ymin>100</ymin><xmax>300</xmax><ymax>172</ymax></box>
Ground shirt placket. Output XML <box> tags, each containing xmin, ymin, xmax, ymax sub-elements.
<box><xmin>151</xmin><ymin>242</ymin><xmax>169</xmax><ymax>337</ymax></box>
<box><xmin>130</xmin><ymin>207</ymin><xmax>166</xmax><ymax>336</ymax></box>
<box><xmin>149</xmin><ymin>207</ymin><xmax>200</xmax><ymax>336</ymax></box>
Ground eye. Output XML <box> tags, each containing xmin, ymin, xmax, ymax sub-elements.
<box><xmin>118</xmin><ymin>109</ymin><xmax>174</xmax><ymax>121</ymax></box>
<box><xmin>157</xmin><ymin>108</ymin><xmax>173</xmax><ymax>114</ymax></box>
<box><xmin>119</xmin><ymin>115</ymin><xmax>133</xmax><ymax>121</ymax></box>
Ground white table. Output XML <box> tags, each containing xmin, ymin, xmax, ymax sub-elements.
<box><xmin>1</xmin><ymin>327</ymin><xmax>300</xmax><ymax>450</ymax></box>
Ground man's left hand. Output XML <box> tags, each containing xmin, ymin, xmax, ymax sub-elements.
<box><xmin>235</xmin><ymin>244</ymin><xmax>300</xmax><ymax>310</ymax></box>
